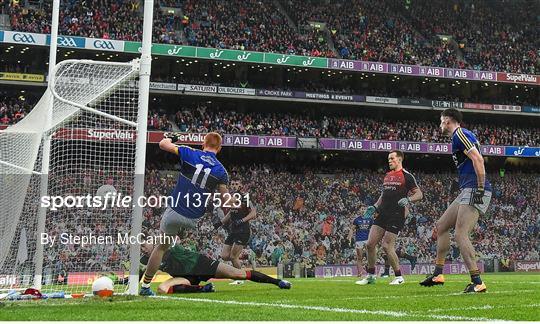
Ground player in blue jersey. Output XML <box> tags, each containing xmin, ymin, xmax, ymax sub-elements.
<box><xmin>348</xmin><ymin>210</ymin><xmax>373</xmax><ymax>279</ymax></box>
<box><xmin>140</xmin><ymin>132</ymin><xmax>232</xmax><ymax>296</ymax></box>
<box><xmin>420</xmin><ymin>109</ymin><xmax>492</xmax><ymax>293</ymax></box>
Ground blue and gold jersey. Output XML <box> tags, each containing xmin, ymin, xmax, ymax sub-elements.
<box><xmin>170</xmin><ymin>146</ymin><xmax>229</xmax><ymax>218</ymax></box>
<box><xmin>451</xmin><ymin>127</ymin><xmax>491</xmax><ymax>191</ymax></box>
<box><xmin>353</xmin><ymin>216</ymin><xmax>372</xmax><ymax>242</ymax></box>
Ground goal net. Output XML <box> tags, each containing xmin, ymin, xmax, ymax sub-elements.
<box><xmin>0</xmin><ymin>59</ymin><xmax>142</xmax><ymax>296</ymax></box>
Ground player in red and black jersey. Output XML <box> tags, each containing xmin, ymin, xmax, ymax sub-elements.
<box><xmin>214</xmin><ymin>179</ymin><xmax>257</xmax><ymax>285</ymax></box>
<box><xmin>356</xmin><ymin>150</ymin><xmax>423</xmax><ymax>286</ymax></box>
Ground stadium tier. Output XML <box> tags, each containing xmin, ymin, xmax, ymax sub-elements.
<box><xmin>4</xmin><ymin>0</ymin><xmax>539</xmax><ymax>74</ymax></box>
<box><xmin>2</xmin><ymin>92</ymin><xmax>540</xmax><ymax>147</ymax></box>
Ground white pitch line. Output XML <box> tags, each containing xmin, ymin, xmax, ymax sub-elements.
<box><xmin>413</xmin><ymin>303</ymin><xmax>540</xmax><ymax>313</ymax></box>
<box><xmin>152</xmin><ymin>295</ymin><xmax>497</xmax><ymax>321</ymax></box>
<box><xmin>435</xmin><ymin>280</ymin><xmax>540</xmax><ymax>284</ymax></box>
<box><xmin>338</xmin><ymin>289</ymin><xmax>536</xmax><ymax>301</ymax></box>
<box><xmin>0</xmin><ymin>299</ymin><xmax>139</xmax><ymax>307</ymax></box>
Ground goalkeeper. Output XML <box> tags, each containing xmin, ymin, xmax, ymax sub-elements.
<box><xmin>140</xmin><ymin>132</ymin><xmax>234</xmax><ymax>296</ymax></box>
<box><xmin>140</xmin><ymin>243</ymin><xmax>291</xmax><ymax>294</ymax></box>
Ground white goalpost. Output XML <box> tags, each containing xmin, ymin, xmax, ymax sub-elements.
<box><xmin>0</xmin><ymin>0</ymin><xmax>153</xmax><ymax>296</ymax></box>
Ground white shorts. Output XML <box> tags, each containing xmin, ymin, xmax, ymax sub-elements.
<box><xmin>159</xmin><ymin>207</ymin><xmax>198</xmax><ymax>235</ymax></box>
<box><xmin>355</xmin><ymin>241</ymin><xmax>367</xmax><ymax>249</ymax></box>
<box><xmin>453</xmin><ymin>188</ymin><xmax>492</xmax><ymax>215</ymax></box>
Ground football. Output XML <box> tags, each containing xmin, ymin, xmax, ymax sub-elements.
<box><xmin>91</xmin><ymin>276</ymin><xmax>114</xmax><ymax>298</ymax></box>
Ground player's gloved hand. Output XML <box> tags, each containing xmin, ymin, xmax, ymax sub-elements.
<box><xmin>363</xmin><ymin>206</ymin><xmax>377</xmax><ymax>218</ymax></box>
<box><xmin>471</xmin><ymin>187</ymin><xmax>485</xmax><ymax>205</ymax></box>
<box><xmin>450</xmin><ymin>180</ymin><xmax>460</xmax><ymax>194</ymax></box>
<box><xmin>163</xmin><ymin>132</ymin><xmax>180</xmax><ymax>143</ymax></box>
<box><xmin>397</xmin><ymin>197</ymin><xmax>411</xmax><ymax>207</ymax></box>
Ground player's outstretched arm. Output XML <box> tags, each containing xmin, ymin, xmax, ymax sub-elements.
<box><xmin>159</xmin><ymin>137</ymin><xmax>178</xmax><ymax>155</ymax></box>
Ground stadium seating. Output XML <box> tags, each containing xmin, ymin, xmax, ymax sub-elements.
<box><xmin>40</xmin><ymin>165</ymin><xmax>537</xmax><ymax>273</ymax></box>
<box><xmin>403</xmin><ymin>0</ymin><xmax>539</xmax><ymax>74</ymax></box>
<box><xmin>1</xmin><ymin>95</ymin><xmax>539</xmax><ymax>146</ymax></box>
<box><xmin>181</xmin><ymin>0</ymin><xmax>332</xmax><ymax>56</ymax></box>
<box><xmin>143</xmin><ymin>166</ymin><xmax>539</xmax><ymax>269</ymax></box>
<box><xmin>279</xmin><ymin>0</ymin><xmax>538</xmax><ymax>73</ymax></box>
<box><xmin>6</xmin><ymin>0</ymin><xmax>539</xmax><ymax>73</ymax></box>
<box><xmin>0</xmin><ymin>93</ymin><xmax>35</xmax><ymax>125</ymax></box>
<box><xmin>170</xmin><ymin>104</ymin><xmax>540</xmax><ymax>146</ymax></box>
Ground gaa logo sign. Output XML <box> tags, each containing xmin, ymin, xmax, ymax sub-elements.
<box><xmin>93</xmin><ymin>40</ymin><xmax>116</xmax><ymax>50</ymax></box>
<box><xmin>58</xmin><ymin>36</ymin><xmax>78</xmax><ymax>47</ymax></box>
<box><xmin>13</xmin><ymin>33</ymin><xmax>36</xmax><ymax>44</ymax></box>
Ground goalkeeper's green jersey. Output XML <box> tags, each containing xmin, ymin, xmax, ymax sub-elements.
<box><xmin>160</xmin><ymin>245</ymin><xmax>201</xmax><ymax>276</ymax></box>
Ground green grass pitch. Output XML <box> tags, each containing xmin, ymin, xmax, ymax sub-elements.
<box><xmin>0</xmin><ymin>274</ymin><xmax>538</xmax><ymax>321</ymax></box>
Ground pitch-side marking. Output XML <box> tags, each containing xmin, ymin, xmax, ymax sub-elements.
<box><xmin>152</xmin><ymin>295</ymin><xmax>497</xmax><ymax>321</ymax></box>
<box><xmin>339</xmin><ymin>289</ymin><xmax>536</xmax><ymax>301</ymax></box>
<box><xmin>1</xmin><ymin>299</ymin><xmax>139</xmax><ymax>306</ymax></box>
<box><xmin>413</xmin><ymin>303</ymin><xmax>540</xmax><ymax>313</ymax></box>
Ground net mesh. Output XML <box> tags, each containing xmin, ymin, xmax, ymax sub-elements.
<box><xmin>0</xmin><ymin>60</ymin><xmax>140</xmax><ymax>294</ymax></box>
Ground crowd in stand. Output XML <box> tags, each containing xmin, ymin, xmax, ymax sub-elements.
<box><xmin>142</xmin><ymin>165</ymin><xmax>539</xmax><ymax>269</ymax></box>
<box><xmin>403</xmin><ymin>0</ymin><xmax>539</xmax><ymax>74</ymax></box>
<box><xmin>28</xmin><ymin>159</ymin><xmax>539</xmax><ymax>277</ymax></box>
<box><xmin>0</xmin><ymin>93</ymin><xmax>35</xmax><ymax>125</ymax></box>
<box><xmin>181</xmin><ymin>0</ymin><xmax>333</xmax><ymax>57</ymax></box>
<box><xmin>280</xmin><ymin>0</ymin><xmax>463</xmax><ymax>69</ymax></box>
<box><xmin>35</xmin><ymin>163</ymin><xmax>539</xmax><ymax>275</ymax></box>
<box><xmin>147</xmin><ymin>109</ymin><xmax>173</xmax><ymax>131</ymax></box>
<box><xmin>2</xmin><ymin>94</ymin><xmax>539</xmax><ymax>146</ymax></box>
<box><xmin>279</xmin><ymin>0</ymin><xmax>539</xmax><ymax>73</ymax></box>
<box><xmin>159</xmin><ymin>0</ymin><xmax>182</xmax><ymax>8</ymax></box>
<box><xmin>171</xmin><ymin>104</ymin><xmax>540</xmax><ymax>146</ymax></box>
<box><xmin>6</xmin><ymin>0</ymin><xmax>538</xmax><ymax>73</ymax></box>
<box><xmin>9</xmin><ymin>0</ymin><xmax>139</xmax><ymax>40</ymax></box>
<box><xmin>7</xmin><ymin>0</ymin><xmax>179</xmax><ymax>44</ymax></box>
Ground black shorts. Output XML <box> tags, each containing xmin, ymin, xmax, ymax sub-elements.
<box><xmin>373</xmin><ymin>212</ymin><xmax>405</xmax><ymax>235</ymax></box>
<box><xmin>225</xmin><ymin>232</ymin><xmax>250</xmax><ymax>246</ymax></box>
<box><xmin>171</xmin><ymin>254</ymin><xmax>220</xmax><ymax>285</ymax></box>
